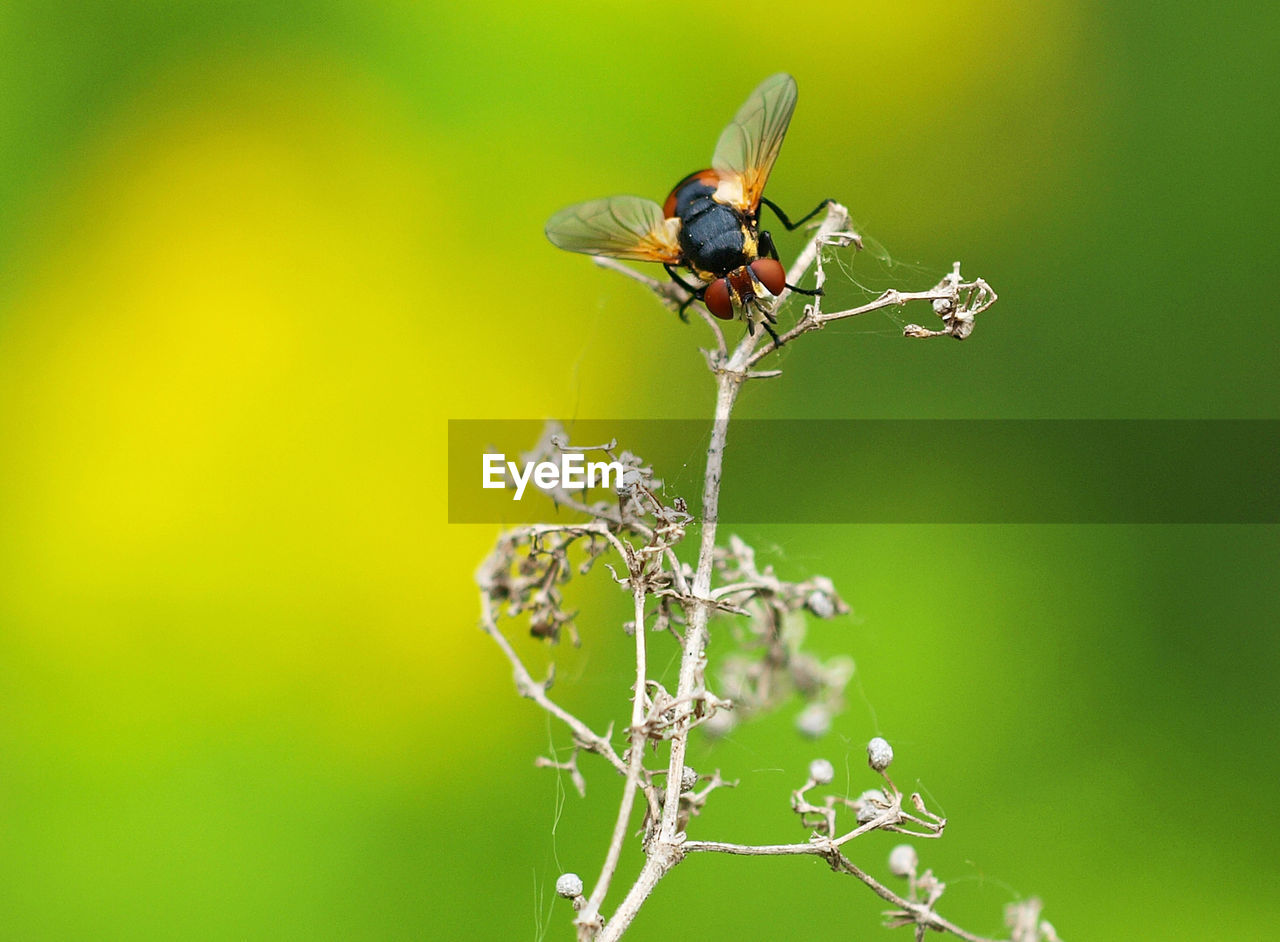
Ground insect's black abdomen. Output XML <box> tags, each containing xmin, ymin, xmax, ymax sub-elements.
<box><xmin>664</xmin><ymin>172</ymin><xmax>718</xmax><ymax>219</ymax></box>
<box><xmin>678</xmin><ymin>198</ymin><xmax>749</xmax><ymax>277</ymax></box>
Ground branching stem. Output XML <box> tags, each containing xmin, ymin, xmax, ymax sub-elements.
<box><xmin>479</xmin><ymin>590</ymin><xmax>628</xmax><ymax>777</ymax></box>
<box><xmin>480</xmin><ymin>201</ymin><xmax>1021</xmax><ymax>942</ymax></box>
<box><xmin>595</xmin><ymin>204</ymin><xmax>853</xmax><ymax>939</ymax></box>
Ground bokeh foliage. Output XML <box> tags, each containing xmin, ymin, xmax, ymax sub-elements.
<box><xmin>1</xmin><ymin>1</ymin><xmax>1277</xmax><ymax>939</ymax></box>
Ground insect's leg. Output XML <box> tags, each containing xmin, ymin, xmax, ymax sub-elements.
<box><xmin>761</xmin><ymin>320</ymin><xmax>784</xmax><ymax>347</ymax></box>
<box><xmin>664</xmin><ymin>263</ymin><xmax>705</xmax><ymax>323</ymax></box>
<box><xmin>759</xmin><ymin>196</ymin><xmax>833</xmax><ymax>231</ymax></box>
<box><xmin>664</xmin><ymin>263</ymin><xmax>704</xmax><ymax>295</ymax></box>
<box><xmin>676</xmin><ymin>293</ymin><xmax>698</xmax><ymax>322</ymax></box>
<box><xmin>760</xmin><ymin>216</ymin><xmax>824</xmax><ymax>297</ymax></box>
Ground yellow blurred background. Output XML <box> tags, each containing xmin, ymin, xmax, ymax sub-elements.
<box><xmin>1</xmin><ymin>2</ymin><xmax>1277</xmax><ymax>939</ymax></box>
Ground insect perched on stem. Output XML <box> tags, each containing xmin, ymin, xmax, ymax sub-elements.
<box><xmin>545</xmin><ymin>73</ymin><xmax>830</xmax><ymax>346</ymax></box>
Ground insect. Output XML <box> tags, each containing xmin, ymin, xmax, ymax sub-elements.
<box><xmin>545</xmin><ymin>73</ymin><xmax>829</xmax><ymax>345</ymax></box>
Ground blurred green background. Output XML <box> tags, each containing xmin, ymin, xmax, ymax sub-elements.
<box><xmin>1</xmin><ymin>2</ymin><xmax>1276</xmax><ymax>939</ymax></box>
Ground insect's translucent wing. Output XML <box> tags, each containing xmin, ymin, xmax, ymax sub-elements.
<box><xmin>711</xmin><ymin>73</ymin><xmax>798</xmax><ymax>213</ymax></box>
<box><xmin>545</xmin><ymin>196</ymin><xmax>682</xmax><ymax>262</ymax></box>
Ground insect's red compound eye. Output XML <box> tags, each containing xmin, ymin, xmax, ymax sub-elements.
<box><xmin>750</xmin><ymin>258</ymin><xmax>786</xmax><ymax>296</ymax></box>
<box><xmin>705</xmin><ymin>278</ymin><xmax>733</xmax><ymax>319</ymax></box>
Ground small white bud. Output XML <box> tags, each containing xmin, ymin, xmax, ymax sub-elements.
<box><xmin>808</xmin><ymin>758</ymin><xmax>835</xmax><ymax>785</ymax></box>
<box><xmin>616</xmin><ymin>468</ymin><xmax>643</xmax><ymax>495</ymax></box>
<box><xmin>680</xmin><ymin>765</ymin><xmax>699</xmax><ymax>790</ymax></box>
<box><xmin>888</xmin><ymin>844</ymin><xmax>918</xmax><ymax>878</ymax></box>
<box><xmin>805</xmin><ymin>590</ymin><xmax>835</xmax><ymax>619</ymax></box>
<box><xmin>854</xmin><ymin>789</ymin><xmax>886</xmax><ymax>823</ymax></box>
<box><xmin>867</xmin><ymin>736</ymin><xmax>893</xmax><ymax>772</ymax></box>
<box><xmin>555</xmin><ymin>872</ymin><xmax>583</xmax><ymax>899</ymax></box>
<box><xmin>701</xmin><ymin>709</ymin><xmax>737</xmax><ymax>738</ymax></box>
<box><xmin>795</xmin><ymin>703</ymin><xmax>832</xmax><ymax>738</ymax></box>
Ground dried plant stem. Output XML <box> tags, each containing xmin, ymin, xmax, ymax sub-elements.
<box><xmin>592</xmin><ymin>379</ymin><xmax>741</xmax><ymax>941</ymax></box>
<box><xmin>681</xmin><ymin>840</ymin><xmax>999</xmax><ymax>942</ymax></box>
<box><xmin>747</xmin><ymin>273</ymin><xmax>997</xmax><ymax>366</ymax></box>
<box><xmin>479</xmin><ymin>602</ymin><xmax>628</xmax><ymax>780</ymax></box>
<box><xmin>660</xmin><ymin>369</ymin><xmax>739</xmax><ymax>832</ymax></box>
<box><xmin>595</xmin><ymin>206</ymin><xmax>858</xmax><ymax>939</ymax></box>
<box><xmin>576</xmin><ymin>581</ymin><xmax>656</xmax><ymax>936</ymax></box>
